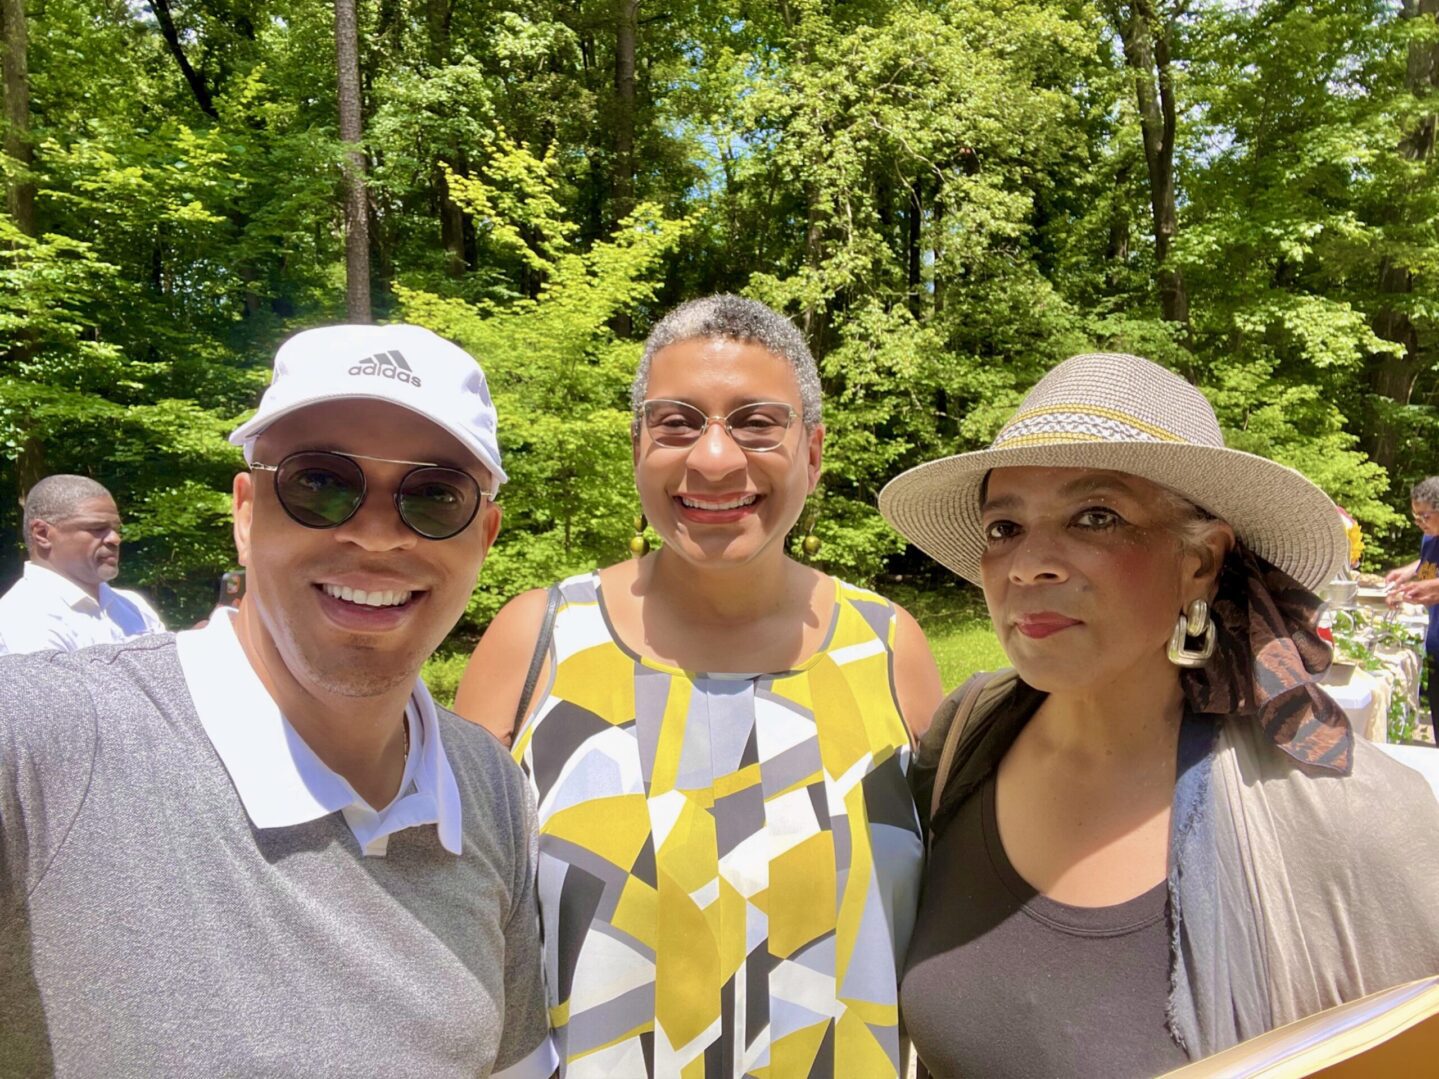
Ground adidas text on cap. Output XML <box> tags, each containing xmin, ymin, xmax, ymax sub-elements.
<box><xmin>228</xmin><ymin>324</ymin><xmax>507</xmax><ymax>489</ymax></box>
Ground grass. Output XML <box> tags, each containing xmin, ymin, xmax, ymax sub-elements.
<box><xmin>422</xmin><ymin>650</ymin><xmax>470</xmax><ymax>710</ymax></box>
<box><xmin>423</xmin><ymin>578</ymin><xmax>1009</xmax><ymax>710</ymax></box>
<box><xmin>880</xmin><ymin>580</ymin><xmax>1010</xmax><ymax>689</ymax></box>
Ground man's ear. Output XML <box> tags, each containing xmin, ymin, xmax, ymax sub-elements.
<box><xmin>478</xmin><ymin>500</ymin><xmax>503</xmax><ymax>555</ymax></box>
<box><xmin>233</xmin><ymin>472</ymin><xmax>254</xmax><ymax>568</ymax></box>
<box><xmin>28</xmin><ymin>519</ymin><xmax>54</xmax><ymax>558</ymax></box>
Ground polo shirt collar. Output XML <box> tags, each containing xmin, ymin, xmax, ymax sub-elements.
<box><xmin>174</xmin><ymin>607</ymin><xmax>462</xmax><ymax>854</ymax></box>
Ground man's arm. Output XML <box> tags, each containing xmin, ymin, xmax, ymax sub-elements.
<box><xmin>0</xmin><ymin>653</ymin><xmax>100</xmax><ymax>895</ymax></box>
<box><xmin>1385</xmin><ymin>559</ymin><xmax>1422</xmax><ymax>607</ymax></box>
<box><xmin>1385</xmin><ymin>558</ymin><xmax>1421</xmax><ymax>587</ymax></box>
<box><xmin>1399</xmin><ymin>577</ymin><xmax>1439</xmax><ymax>607</ymax></box>
<box><xmin>0</xmin><ymin>616</ymin><xmax>76</xmax><ymax>655</ymax></box>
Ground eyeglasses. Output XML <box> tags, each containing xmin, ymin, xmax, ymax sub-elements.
<box><xmin>1415</xmin><ymin>508</ymin><xmax>1439</xmax><ymax>525</ymax></box>
<box><xmin>639</xmin><ymin>399</ymin><xmax>799</xmax><ymax>452</ymax></box>
<box><xmin>250</xmin><ymin>450</ymin><xmax>493</xmax><ymax>541</ymax></box>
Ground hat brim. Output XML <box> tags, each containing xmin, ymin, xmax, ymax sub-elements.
<box><xmin>228</xmin><ymin>390</ymin><xmax>509</xmax><ymax>487</ymax></box>
<box><xmin>878</xmin><ymin>441</ymin><xmax>1348</xmax><ymax>593</ymax></box>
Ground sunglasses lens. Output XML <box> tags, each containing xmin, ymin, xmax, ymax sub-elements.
<box><xmin>275</xmin><ymin>453</ymin><xmax>365</xmax><ymax>528</ymax></box>
<box><xmin>398</xmin><ymin>468</ymin><xmax>481</xmax><ymax>539</ymax></box>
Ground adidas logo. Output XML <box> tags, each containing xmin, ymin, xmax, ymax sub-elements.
<box><xmin>348</xmin><ymin>350</ymin><xmax>422</xmax><ymax>387</ymax></box>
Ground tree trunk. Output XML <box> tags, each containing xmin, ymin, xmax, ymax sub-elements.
<box><xmin>1368</xmin><ymin>0</ymin><xmax>1438</xmax><ymax>471</ymax></box>
<box><xmin>613</xmin><ymin>0</ymin><xmax>637</xmax><ymax>223</ymax></box>
<box><xmin>424</xmin><ymin>0</ymin><xmax>467</xmax><ymax>276</ymax></box>
<box><xmin>146</xmin><ymin>0</ymin><xmax>219</xmax><ymax>120</ymax></box>
<box><xmin>609</xmin><ymin>0</ymin><xmax>638</xmax><ymax>336</ymax></box>
<box><xmin>1111</xmin><ymin>0</ymin><xmax>1188</xmax><ymax>325</ymax></box>
<box><xmin>932</xmin><ymin>190</ymin><xmax>945</xmax><ymax>314</ymax></box>
<box><xmin>335</xmin><ymin>0</ymin><xmax>371</xmax><ymax>322</ymax></box>
<box><xmin>1</xmin><ymin>0</ymin><xmax>35</xmax><ymax>236</ymax></box>
<box><xmin>907</xmin><ymin>181</ymin><xmax>922</xmax><ymax>317</ymax></box>
<box><xmin>801</xmin><ymin>183</ymin><xmax>829</xmax><ymax>350</ymax></box>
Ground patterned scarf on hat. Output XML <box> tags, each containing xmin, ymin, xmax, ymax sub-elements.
<box><xmin>1181</xmin><ymin>543</ymin><xmax>1353</xmax><ymax>774</ymax></box>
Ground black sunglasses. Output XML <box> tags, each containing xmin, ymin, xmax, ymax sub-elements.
<box><xmin>250</xmin><ymin>450</ymin><xmax>491</xmax><ymax>540</ymax></box>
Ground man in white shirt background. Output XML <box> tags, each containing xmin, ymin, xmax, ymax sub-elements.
<box><xmin>0</xmin><ymin>474</ymin><xmax>166</xmax><ymax>654</ymax></box>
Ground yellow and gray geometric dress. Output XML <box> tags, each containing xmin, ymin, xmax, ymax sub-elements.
<box><xmin>513</xmin><ymin>572</ymin><xmax>922</xmax><ymax>1078</ymax></box>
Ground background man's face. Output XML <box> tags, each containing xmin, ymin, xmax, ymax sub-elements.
<box><xmin>34</xmin><ymin>495</ymin><xmax>123</xmax><ymax>589</ymax></box>
<box><xmin>232</xmin><ymin>399</ymin><xmax>501</xmax><ymax>699</ymax></box>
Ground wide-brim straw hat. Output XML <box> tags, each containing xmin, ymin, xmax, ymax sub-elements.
<box><xmin>878</xmin><ymin>352</ymin><xmax>1348</xmax><ymax>592</ymax></box>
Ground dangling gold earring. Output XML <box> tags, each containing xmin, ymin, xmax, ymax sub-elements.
<box><xmin>800</xmin><ymin>506</ymin><xmax>822</xmax><ymax>558</ymax></box>
<box><xmin>1167</xmin><ymin>598</ymin><xmax>1215</xmax><ymax>667</ymax></box>
<box><xmin>629</xmin><ymin>514</ymin><xmax>650</xmax><ymax>558</ymax></box>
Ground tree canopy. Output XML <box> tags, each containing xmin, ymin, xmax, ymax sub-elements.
<box><xmin>1</xmin><ymin>0</ymin><xmax>1435</xmax><ymax>629</ymax></box>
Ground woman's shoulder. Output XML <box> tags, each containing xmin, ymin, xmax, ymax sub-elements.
<box><xmin>1349</xmin><ymin>738</ymin><xmax>1439</xmax><ymax>821</ymax></box>
<box><xmin>829</xmin><ymin>575</ymin><xmax>894</xmax><ymax>609</ymax></box>
<box><xmin>1220</xmin><ymin>720</ymin><xmax>1439</xmax><ymax>862</ymax></box>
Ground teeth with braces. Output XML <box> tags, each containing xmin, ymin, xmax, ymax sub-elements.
<box><xmin>679</xmin><ymin>494</ymin><xmax>758</xmax><ymax>510</ymax></box>
<box><xmin>321</xmin><ymin>584</ymin><xmax>413</xmax><ymax>608</ymax></box>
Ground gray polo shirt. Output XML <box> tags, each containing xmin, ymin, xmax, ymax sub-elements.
<box><xmin>0</xmin><ymin>636</ymin><xmax>553</xmax><ymax>1077</ymax></box>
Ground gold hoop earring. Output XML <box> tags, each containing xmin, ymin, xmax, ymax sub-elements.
<box><xmin>628</xmin><ymin>514</ymin><xmax>650</xmax><ymax>558</ymax></box>
<box><xmin>1167</xmin><ymin>598</ymin><xmax>1215</xmax><ymax>668</ymax></box>
<box><xmin>800</xmin><ymin>506</ymin><xmax>821</xmax><ymax>558</ymax></box>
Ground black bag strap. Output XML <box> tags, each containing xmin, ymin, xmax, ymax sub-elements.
<box><xmin>512</xmin><ymin>585</ymin><xmax>560</xmax><ymax>742</ymax></box>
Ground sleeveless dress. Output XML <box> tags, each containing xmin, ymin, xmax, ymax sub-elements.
<box><xmin>513</xmin><ymin>571</ymin><xmax>922</xmax><ymax>1078</ymax></box>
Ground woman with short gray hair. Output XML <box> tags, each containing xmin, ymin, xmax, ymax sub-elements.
<box><xmin>457</xmin><ymin>294</ymin><xmax>942</xmax><ymax>1076</ymax></box>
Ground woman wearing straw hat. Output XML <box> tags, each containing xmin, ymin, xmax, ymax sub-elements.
<box><xmin>880</xmin><ymin>352</ymin><xmax>1439</xmax><ymax>1076</ymax></box>
<box><xmin>456</xmin><ymin>295</ymin><xmax>943</xmax><ymax>1076</ymax></box>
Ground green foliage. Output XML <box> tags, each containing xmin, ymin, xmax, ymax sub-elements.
<box><xmin>421</xmin><ymin>649</ymin><xmax>472</xmax><ymax>711</ymax></box>
<box><xmin>885</xmin><ymin>581</ymin><xmax>1009</xmax><ymax>687</ymax></box>
<box><xmin>3</xmin><ymin>0</ymin><xmax>1436</xmax><ymax>632</ymax></box>
<box><xmin>396</xmin><ymin>134</ymin><xmax>690</xmax><ymax>627</ymax></box>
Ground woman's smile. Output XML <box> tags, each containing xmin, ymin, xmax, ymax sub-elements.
<box><xmin>674</xmin><ymin>491</ymin><xmax>763</xmax><ymax>523</ymax></box>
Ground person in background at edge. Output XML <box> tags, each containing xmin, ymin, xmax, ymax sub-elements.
<box><xmin>0</xmin><ymin>474</ymin><xmax>166</xmax><ymax>655</ymax></box>
<box><xmin>453</xmin><ymin>294</ymin><xmax>943</xmax><ymax>1077</ymax></box>
<box><xmin>191</xmin><ymin>569</ymin><xmax>247</xmax><ymax>631</ymax></box>
<box><xmin>0</xmin><ymin>324</ymin><xmax>556</xmax><ymax>1078</ymax></box>
<box><xmin>881</xmin><ymin>352</ymin><xmax>1439</xmax><ymax>1079</ymax></box>
<box><xmin>1384</xmin><ymin>476</ymin><xmax>1439</xmax><ymax>733</ymax></box>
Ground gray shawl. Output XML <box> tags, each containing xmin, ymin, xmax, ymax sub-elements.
<box><xmin>1168</xmin><ymin>718</ymin><xmax>1439</xmax><ymax>1056</ymax></box>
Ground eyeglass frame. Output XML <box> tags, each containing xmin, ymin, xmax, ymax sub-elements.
<box><xmin>637</xmin><ymin>398</ymin><xmax>802</xmax><ymax>453</ymax></box>
<box><xmin>249</xmin><ymin>449</ymin><xmax>498</xmax><ymax>540</ymax></box>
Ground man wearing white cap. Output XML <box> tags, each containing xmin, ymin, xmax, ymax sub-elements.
<box><xmin>0</xmin><ymin>325</ymin><xmax>556</xmax><ymax>1078</ymax></box>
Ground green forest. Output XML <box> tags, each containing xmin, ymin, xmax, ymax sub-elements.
<box><xmin>1</xmin><ymin>0</ymin><xmax>1437</xmax><ymax>638</ymax></box>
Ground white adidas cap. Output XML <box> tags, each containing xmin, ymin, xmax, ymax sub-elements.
<box><xmin>229</xmin><ymin>324</ymin><xmax>507</xmax><ymax>489</ymax></box>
